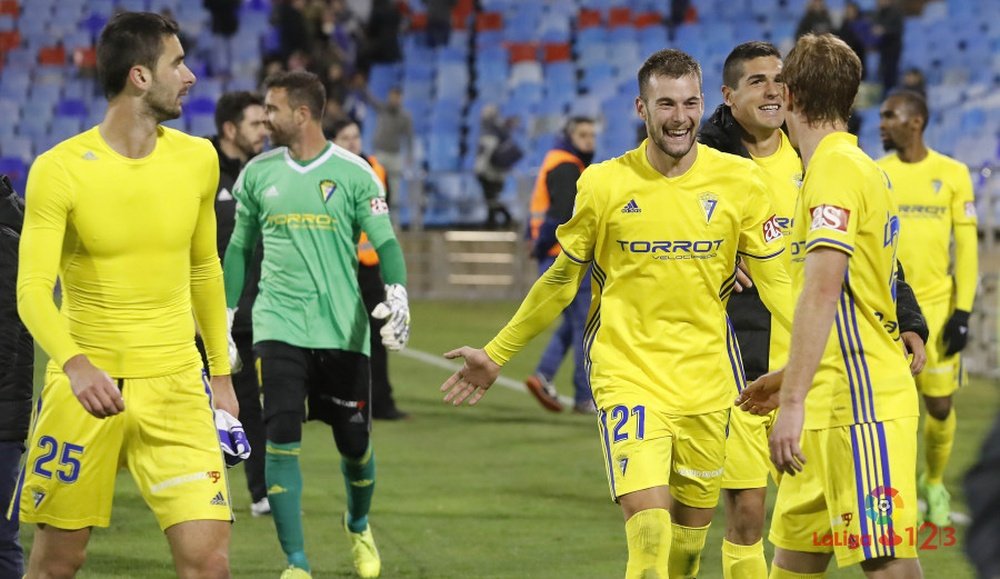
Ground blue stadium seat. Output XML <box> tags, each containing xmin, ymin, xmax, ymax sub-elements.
<box><xmin>0</xmin><ymin>138</ymin><xmax>33</xmax><ymax>164</ymax></box>
<box><xmin>55</xmin><ymin>98</ymin><xmax>88</xmax><ymax>118</ymax></box>
<box><xmin>0</xmin><ymin>157</ymin><xmax>28</xmax><ymax>194</ymax></box>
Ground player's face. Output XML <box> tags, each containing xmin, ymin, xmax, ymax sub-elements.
<box><xmin>724</xmin><ymin>56</ymin><xmax>784</xmax><ymax>133</ymax></box>
<box><xmin>636</xmin><ymin>73</ymin><xmax>704</xmax><ymax>160</ymax></box>
<box><xmin>145</xmin><ymin>35</ymin><xmax>195</xmax><ymax>122</ymax></box>
<box><xmin>264</xmin><ymin>88</ymin><xmax>298</xmax><ymax>147</ymax></box>
<box><xmin>568</xmin><ymin>122</ymin><xmax>596</xmax><ymax>155</ymax></box>
<box><xmin>234</xmin><ymin>104</ymin><xmax>268</xmax><ymax>157</ymax></box>
<box><xmin>333</xmin><ymin>123</ymin><xmax>363</xmax><ymax>155</ymax></box>
<box><xmin>879</xmin><ymin>96</ymin><xmax>917</xmax><ymax>152</ymax></box>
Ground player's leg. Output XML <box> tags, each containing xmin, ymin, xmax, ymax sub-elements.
<box><xmin>233</xmin><ymin>332</ymin><xmax>268</xmax><ymax>513</ymax></box>
<box><xmin>315</xmin><ymin>349</ymin><xmax>380</xmax><ymax>578</ymax></box>
<box><xmin>0</xmin><ymin>441</ymin><xmax>25</xmax><ymax>576</ymax></box>
<box><xmin>125</xmin><ymin>368</ymin><xmax>234</xmax><ymax>577</ymax></box>
<box><xmin>256</xmin><ymin>341</ymin><xmax>312</xmax><ymax>573</ymax></box>
<box><xmin>24</xmin><ymin>525</ymin><xmax>91</xmax><ymax>579</ymax></box>
<box><xmin>165</xmin><ymin>520</ymin><xmax>231</xmax><ymax>579</ymax></box>
<box><xmin>769</xmin><ymin>548</ymin><xmax>831</xmax><ymax>577</ymax></box>
<box><xmin>599</xmin><ymin>403</ymin><xmax>676</xmax><ymax>578</ymax></box>
<box><xmin>666</xmin><ymin>410</ymin><xmax>729</xmax><ymax>579</ymax></box>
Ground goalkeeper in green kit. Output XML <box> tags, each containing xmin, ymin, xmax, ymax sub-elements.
<box><xmin>223</xmin><ymin>71</ymin><xmax>409</xmax><ymax>579</ymax></box>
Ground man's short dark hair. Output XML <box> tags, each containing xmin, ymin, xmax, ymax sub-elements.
<box><xmin>325</xmin><ymin>115</ymin><xmax>359</xmax><ymax>139</ymax></box>
<box><xmin>264</xmin><ymin>71</ymin><xmax>327</xmax><ymax>120</ymax></box>
<box><xmin>564</xmin><ymin>115</ymin><xmax>594</xmax><ymax>137</ymax></box>
<box><xmin>886</xmin><ymin>88</ymin><xmax>930</xmax><ymax>132</ymax></box>
<box><xmin>97</xmin><ymin>11</ymin><xmax>180</xmax><ymax>100</ymax></box>
<box><xmin>723</xmin><ymin>41</ymin><xmax>781</xmax><ymax>88</ymax></box>
<box><xmin>214</xmin><ymin>91</ymin><xmax>264</xmax><ymax>135</ymax></box>
<box><xmin>637</xmin><ymin>49</ymin><xmax>702</xmax><ymax>100</ymax></box>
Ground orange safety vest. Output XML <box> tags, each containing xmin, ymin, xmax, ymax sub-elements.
<box><xmin>358</xmin><ymin>154</ymin><xmax>389</xmax><ymax>267</ymax></box>
<box><xmin>528</xmin><ymin>149</ymin><xmax>585</xmax><ymax>257</ymax></box>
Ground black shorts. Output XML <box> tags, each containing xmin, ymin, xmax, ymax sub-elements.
<box><xmin>254</xmin><ymin>340</ymin><xmax>371</xmax><ymax>427</ymax></box>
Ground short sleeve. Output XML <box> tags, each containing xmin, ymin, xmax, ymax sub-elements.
<box><xmin>554</xmin><ymin>167</ymin><xmax>601</xmax><ymax>263</ymax></box>
<box><xmin>950</xmin><ymin>162</ymin><xmax>977</xmax><ymax>227</ymax></box>
<box><xmin>738</xmin><ymin>166</ymin><xmax>786</xmax><ymax>261</ymax></box>
<box><xmin>801</xmin><ymin>156</ymin><xmax>862</xmax><ymax>256</ymax></box>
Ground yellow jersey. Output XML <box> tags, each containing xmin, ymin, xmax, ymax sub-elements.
<box><xmin>877</xmin><ymin>149</ymin><xmax>977</xmax><ymax>306</ymax></box>
<box><xmin>555</xmin><ymin>142</ymin><xmax>791</xmax><ymax>415</ymax></box>
<box><xmin>791</xmin><ymin>133</ymin><xmax>917</xmax><ymax>429</ymax></box>
<box><xmin>750</xmin><ymin>130</ymin><xmax>802</xmax><ymax>369</ymax></box>
<box><xmin>17</xmin><ymin>126</ymin><xmax>230</xmax><ymax>377</ymax></box>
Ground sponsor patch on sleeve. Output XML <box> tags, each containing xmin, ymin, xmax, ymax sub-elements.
<box><xmin>964</xmin><ymin>201</ymin><xmax>977</xmax><ymax>218</ymax></box>
<box><xmin>370</xmin><ymin>197</ymin><xmax>389</xmax><ymax>216</ymax></box>
<box><xmin>762</xmin><ymin>214</ymin><xmax>783</xmax><ymax>243</ymax></box>
<box><xmin>809</xmin><ymin>205</ymin><xmax>850</xmax><ymax>233</ymax></box>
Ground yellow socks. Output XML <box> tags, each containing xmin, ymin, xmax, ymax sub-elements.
<box><xmin>624</xmin><ymin>508</ymin><xmax>672</xmax><ymax>579</ymax></box>
<box><xmin>668</xmin><ymin>522</ymin><xmax>709</xmax><ymax>579</ymax></box>
<box><xmin>768</xmin><ymin>566</ymin><xmax>826</xmax><ymax>578</ymax></box>
<box><xmin>924</xmin><ymin>409</ymin><xmax>956</xmax><ymax>485</ymax></box>
<box><xmin>722</xmin><ymin>538</ymin><xmax>767</xmax><ymax>579</ymax></box>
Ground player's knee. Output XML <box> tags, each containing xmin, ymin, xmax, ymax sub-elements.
<box><xmin>333</xmin><ymin>427</ymin><xmax>370</xmax><ymax>459</ymax></box>
<box><xmin>176</xmin><ymin>549</ymin><xmax>230</xmax><ymax>579</ymax></box>
<box><xmin>32</xmin><ymin>550</ymin><xmax>86</xmax><ymax>579</ymax></box>
<box><xmin>724</xmin><ymin>489</ymin><xmax>765</xmax><ymax>544</ymax></box>
<box><xmin>266</xmin><ymin>412</ymin><xmax>302</xmax><ymax>444</ymax></box>
<box><xmin>924</xmin><ymin>396</ymin><xmax>953</xmax><ymax>420</ymax></box>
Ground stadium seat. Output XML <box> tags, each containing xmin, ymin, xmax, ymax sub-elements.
<box><xmin>0</xmin><ymin>156</ymin><xmax>27</xmax><ymax>193</ymax></box>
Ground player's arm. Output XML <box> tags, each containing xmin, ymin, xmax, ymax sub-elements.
<box><xmin>533</xmin><ymin>163</ymin><xmax>581</xmax><ymax>258</ymax></box>
<box><xmin>222</xmin><ymin>167</ymin><xmax>262</xmax><ymax>308</ymax></box>
<box><xmin>16</xmin><ymin>155</ymin><xmax>124</xmax><ymax>418</ymax></box>
<box><xmin>943</xmin><ymin>165</ymin><xmax>979</xmax><ymax>355</ymax></box>
<box><xmin>190</xmin><ymin>154</ymin><xmax>231</xmax><ymax>376</ymax></box>
<box><xmin>738</xmin><ymin>167</ymin><xmax>794</xmax><ymax>331</ymax></box>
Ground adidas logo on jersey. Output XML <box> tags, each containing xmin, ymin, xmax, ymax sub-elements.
<box><xmin>264</xmin><ymin>186</ymin><xmax>280</xmax><ymax>198</ymax></box>
<box><xmin>621</xmin><ymin>199</ymin><xmax>641</xmax><ymax>213</ymax></box>
<box><xmin>217</xmin><ymin>187</ymin><xmax>233</xmax><ymax>202</ymax></box>
<box><xmin>209</xmin><ymin>492</ymin><xmax>227</xmax><ymax>506</ymax></box>
<box><xmin>82</xmin><ymin>151</ymin><xmax>98</xmax><ymax>161</ymax></box>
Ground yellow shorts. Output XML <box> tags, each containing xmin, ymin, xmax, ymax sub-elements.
<box><xmin>598</xmin><ymin>405</ymin><xmax>728</xmax><ymax>509</ymax></box>
<box><xmin>17</xmin><ymin>366</ymin><xmax>232</xmax><ymax>531</ymax></box>
<box><xmin>722</xmin><ymin>406</ymin><xmax>778</xmax><ymax>489</ymax></box>
<box><xmin>916</xmin><ymin>300</ymin><xmax>965</xmax><ymax>397</ymax></box>
<box><xmin>769</xmin><ymin>417</ymin><xmax>919</xmax><ymax>568</ymax></box>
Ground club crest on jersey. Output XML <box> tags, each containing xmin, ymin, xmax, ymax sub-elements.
<box><xmin>319</xmin><ymin>179</ymin><xmax>337</xmax><ymax>203</ymax></box>
<box><xmin>809</xmin><ymin>205</ymin><xmax>850</xmax><ymax>233</ymax></box>
<box><xmin>931</xmin><ymin>179</ymin><xmax>942</xmax><ymax>194</ymax></box>
<box><xmin>698</xmin><ymin>192</ymin><xmax>718</xmax><ymax>224</ymax></box>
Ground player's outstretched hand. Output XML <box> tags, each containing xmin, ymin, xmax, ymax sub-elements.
<box><xmin>769</xmin><ymin>403</ymin><xmax>806</xmax><ymax>476</ymax></box>
<box><xmin>226</xmin><ymin>307</ymin><xmax>242</xmax><ymax>372</ymax></box>
<box><xmin>64</xmin><ymin>354</ymin><xmax>124</xmax><ymax>418</ymax></box>
<box><xmin>900</xmin><ymin>330</ymin><xmax>926</xmax><ymax>375</ymax></box>
<box><xmin>441</xmin><ymin>347</ymin><xmax>502</xmax><ymax>406</ymax></box>
<box><xmin>372</xmin><ymin>284</ymin><xmax>410</xmax><ymax>351</ymax></box>
<box><xmin>735</xmin><ymin>369</ymin><xmax>782</xmax><ymax>415</ymax></box>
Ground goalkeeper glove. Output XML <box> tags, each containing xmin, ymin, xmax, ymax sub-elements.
<box><xmin>214</xmin><ymin>408</ymin><xmax>251</xmax><ymax>468</ymax></box>
<box><xmin>942</xmin><ymin>309</ymin><xmax>970</xmax><ymax>357</ymax></box>
<box><xmin>371</xmin><ymin>284</ymin><xmax>410</xmax><ymax>351</ymax></box>
<box><xmin>226</xmin><ymin>307</ymin><xmax>242</xmax><ymax>373</ymax></box>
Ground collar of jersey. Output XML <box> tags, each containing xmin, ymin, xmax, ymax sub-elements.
<box><xmin>283</xmin><ymin>142</ymin><xmax>334</xmax><ymax>173</ymax></box>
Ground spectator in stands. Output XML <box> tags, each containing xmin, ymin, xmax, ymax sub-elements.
<box><xmin>836</xmin><ymin>1</ymin><xmax>872</xmax><ymax>79</ymax></box>
<box><xmin>320</xmin><ymin>3</ymin><xmax>358</xmax><ymax>72</ymax></box>
<box><xmin>795</xmin><ymin>0</ymin><xmax>834</xmax><ymax>38</ymax></box>
<box><xmin>363</xmin><ymin>0</ymin><xmax>404</xmax><ymax>66</ymax></box>
<box><xmin>873</xmin><ymin>0</ymin><xmax>904</xmax><ymax>91</ymax></box>
<box><xmin>523</xmin><ymin>117</ymin><xmax>597</xmax><ymax>414</ymax></box>
<box><xmin>0</xmin><ymin>175</ymin><xmax>31</xmax><ymax>578</ymax></box>
<box><xmin>328</xmin><ymin>117</ymin><xmax>409</xmax><ymax>421</ymax></box>
<box><xmin>371</xmin><ymin>86</ymin><xmax>414</xmax><ymax>201</ymax></box>
<box><xmin>204</xmin><ymin>0</ymin><xmax>240</xmax><ymax>38</ymax></box>
<box><xmin>475</xmin><ymin>105</ymin><xmax>522</xmax><ymax>229</ymax></box>
<box><xmin>324</xmin><ymin>61</ymin><xmax>350</xmax><ymax>106</ymax></box>
<box><xmin>272</xmin><ymin>0</ymin><xmax>314</xmax><ymax>61</ymax></box>
<box><xmin>210</xmin><ymin>91</ymin><xmax>271</xmax><ymax>517</ymax></box>
<box><xmin>426</xmin><ymin>0</ymin><xmax>457</xmax><ymax>48</ymax></box>
<box><xmin>900</xmin><ymin>67</ymin><xmax>927</xmax><ymax>96</ymax></box>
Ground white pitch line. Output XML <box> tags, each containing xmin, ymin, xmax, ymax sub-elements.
<box><xmin>398</xmin><ymin>347</ymin><xmax>575</xmax><ymax>406</ymax></box>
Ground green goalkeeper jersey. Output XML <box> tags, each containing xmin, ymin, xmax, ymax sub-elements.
<box><xmin>227</xmin><ymin>143</ymin><xmax>396</xmax><ymax>354</ymax></box>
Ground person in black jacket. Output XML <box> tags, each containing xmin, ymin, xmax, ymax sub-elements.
<box><xmin>697</xmin><ymin>42</ymin><xmax>928</xmax><ymax>578</ymax></box>
<box><xmin>0</xmin><ymin>174</ymin><xmax>33</xmax><ymax>577</ymax></box>
<box><xmin>209</xmin><ymin>91</ymin><xmax>271</xmax><ymax>516</ymax></box>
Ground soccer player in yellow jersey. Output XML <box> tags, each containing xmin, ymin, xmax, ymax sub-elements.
<box><xmin>877</xmin><ymin>90</ymin><xmax>979</xmax><ymax>527</ymax></box>
<box><xmin>700</xmin><ymin>41</ymin><xmax>929</xmax><ymax>579</ymax></box>
<box><xmin>15</xmin><ymin>13</ymin><xmax>237</xmax><ymax>578</ymax></box>
<box><xmin>441</xmin><ymin>49</ymin><xmax>794</xmax><ymax>579</ymax></box>
<box><xmin>738</xmin><ymin>34</ymin><xmax>922</xmax><ymax>578</ymax></box>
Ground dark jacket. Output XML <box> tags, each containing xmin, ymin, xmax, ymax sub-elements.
<box><xmin>532</xmin><ymin>138</ymin><xmax>593</xmax><ymax>258</ymax></box>
<box><xmin>0</xmin><ymin>175</ymin><xmax>33</xmax><ymax>442</ymax></box>
<box><xmin>211</xmin><ymin>137</ymin><xmax>261</xmax><ymax>337</ymax></box>
<box><xmin>699</xmin><ymin>104</ymin><xmax>928</xmax><ymax>380</ymax></box>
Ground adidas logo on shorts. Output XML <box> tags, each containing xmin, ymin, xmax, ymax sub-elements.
<box><xmin>621</xmin><ymin>199</ymin><xmax>641</xmax><ymax>213</ymax></box>
<box><xmin>210</xmin><ymin>492</ymin><xmax>227</xmax><ymax>507</ymax></box>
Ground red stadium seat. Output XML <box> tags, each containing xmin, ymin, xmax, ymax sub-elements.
<box><xmin>633</xmin><ymin>11</ymin><xmax>663</xmax><ymax>29</ymax></box>
<box><xmin>543</xmin><ymin>42</ymin><xmax>571</xmax><ymax>63</ymax></box>
<box><xmin>506</xmin><ymin>42</ymin><xmax>538</xmax><ymax>63</ymax></box>
<box><xmin>475</xmin><ymin>12</ymin><xmax>502</xmax><ymax>32</ymax></box>
<box><xmin>73</xmin><ymin>46</ymin><xmax>97</xmax><ymax>69</ymax></box>
<box><xmin>608</xmin><ymin>7</ymin><xmax>632</xmax><ymax>28</ymax></box>
<box><xmin>0</xmin><ymin>29</ymin><xmax>19</xmax><ymax>52</ymax></box>
<box><xmin>0</xmin><ymin>1</ymin><xmax>17</xmax><ymax>17</ymax></box>
<box><xmin>38</xmin><ymin>44</ymin><xmax>66</xmax><ymax>66</ymax></box>
<box><xmin>577</xmin><ymin>9</ymin><xmax>602</xmax><ymax>29</ymax></box>
<box><xmin>410</xmin><ymin>12</ymin><xmax>427</xmax><ymax>30</ymax></box>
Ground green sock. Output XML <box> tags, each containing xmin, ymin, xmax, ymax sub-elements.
<box><xmin>266</xmin><ymin>441</ymin><xmax>309</xmax><ymax>571</ymax></box>
<box><xmin>341</xmin><ymin>445</ymin><xmax>376</xmax><ymax>533</ymax></box>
